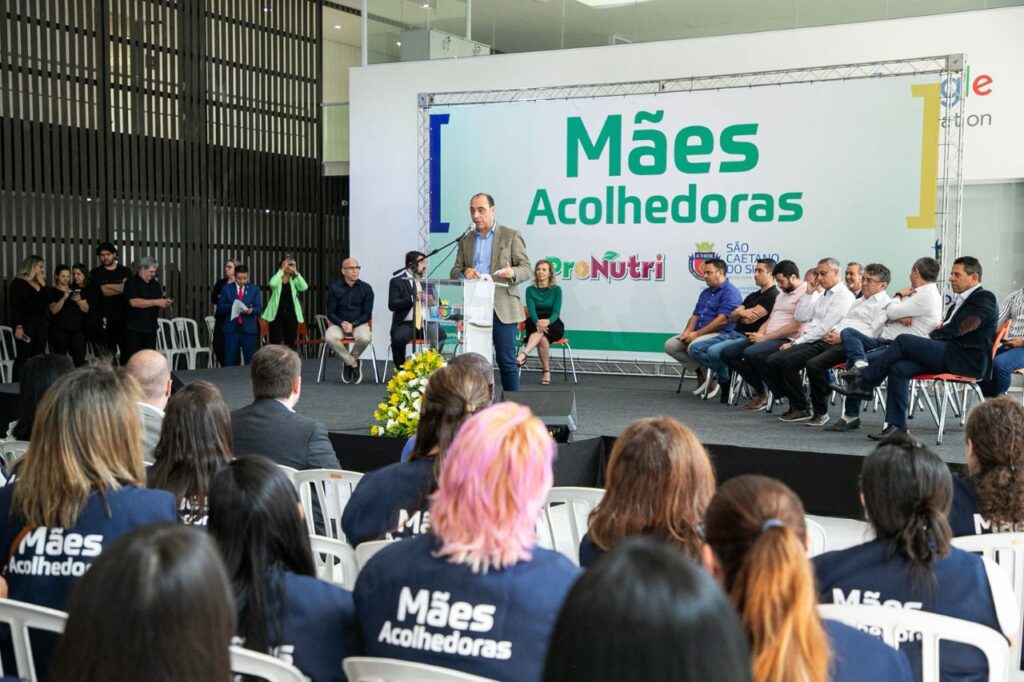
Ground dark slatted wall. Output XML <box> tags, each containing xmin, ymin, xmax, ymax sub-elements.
<box><xmin>0</xmin><ymin>0</ymin><xmax>346</xmax><ymax>324</ymax></box>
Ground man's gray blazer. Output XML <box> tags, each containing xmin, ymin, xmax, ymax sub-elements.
<box><xmin>231</xmin><ymin>398</ymin><xmax>340</xmax><ymax>470</ymax></box>
<box><xmin>138</xmin><ymin>403</ymin><xmax>163</xmax><ymax>465</ymax></box>
<box><xmin>450</xmin><ymin>224</ymin><xmax>532</xmax><ymax>324</ymax></box>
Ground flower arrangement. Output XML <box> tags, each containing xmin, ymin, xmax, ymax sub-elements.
<box><xmin>371</xmin><ymin>349</ymin><xmax>445</xmax><ymax>437</ymax></box>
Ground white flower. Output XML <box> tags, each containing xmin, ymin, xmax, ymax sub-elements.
<box><xmin>386</xmin><ymin>419</ymin><xmax>396</xmax><ymax>430</ymax></box>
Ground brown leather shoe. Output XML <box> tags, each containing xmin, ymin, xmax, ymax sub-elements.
<box><xmin>742</xmin><ymin>394</ymin><xmax>769</xmax><ymax>411</ymax></box>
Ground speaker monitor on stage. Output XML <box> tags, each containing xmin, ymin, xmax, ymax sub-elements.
<box><xmin>501</xmin><ymin>391</ymin><xmax>577</xmax><ymax>443</ymax></box>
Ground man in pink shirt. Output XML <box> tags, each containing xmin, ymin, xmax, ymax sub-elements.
<box><xmin>720</xmin><ymin>260</ymin><xmax>806</xmax><ymax>411</ymax></box>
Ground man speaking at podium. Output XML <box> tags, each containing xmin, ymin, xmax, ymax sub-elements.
<box><xmin>451</xmin><ymin>193</ymin><xmax>532</xmax><ymax>392</ymax></box>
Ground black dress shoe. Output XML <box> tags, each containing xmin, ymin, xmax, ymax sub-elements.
<box><xmin>867</xmin><ymin>424</ymin><xmax>906</xmax><ymax>441</ymax></box>
<box><xmin>832</xmin><ymin>380</ymin><xmax>872</xmax><ymax>401</ymax></box>
<box><xmin>838</xmin><ymin>367</ymin><xmax>863</xmax><ymax>382</ymax></box>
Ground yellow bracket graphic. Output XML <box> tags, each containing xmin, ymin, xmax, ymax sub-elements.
<box><xmin>906</xmin><ymin>83</ymin><xmax>940</xmax><ymax>229</ymax></box>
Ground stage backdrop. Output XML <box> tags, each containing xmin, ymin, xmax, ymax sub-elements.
<box><xmin>427</xmin><ymin>74</ymin><xmax>943</xmax><ymax>358</ymax></box>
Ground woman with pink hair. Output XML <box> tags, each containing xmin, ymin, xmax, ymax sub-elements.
<box><xmin>353</xmin><ymin>402</ymin><xmax>580</xmax><ymax>682</ymax></box>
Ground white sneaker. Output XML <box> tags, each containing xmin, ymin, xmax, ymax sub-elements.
<box><xmin>691</xmin><ymin>373</ymin><xmax>710</xmax><ymax>396</ymax></box>
<box><xmin>705</xmin><ymin>380</ymin><xmax>721</xmax><ymax>400</ymax></box>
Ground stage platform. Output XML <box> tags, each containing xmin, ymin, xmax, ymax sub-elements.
<box><xmin>1</xmin><ymin>359</ymin><xmax>972</xmax><ymax>520</ymax></box>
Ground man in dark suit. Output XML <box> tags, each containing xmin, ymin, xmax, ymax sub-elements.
<box><xmin>450</xmin><ymin>193</ymin><xmax>532</xmax><ymax>392</ymax></box>
<box><xmin>836</xmin><ymin>256</ymin><xmax>999</xmax><ymax>440</ymax></box>
<box><xmin>216</xmin><ymin>264</ymin><xmax>262</xmax><ymax>366</ymax></box>
<box><xmin>389</xmin><ymin>250</ymin><xmax>446</xmax><ymax>370</ymax></box>
<box><xmin>231</xmin><ymin>344</ymin><xmax>340</xmax><ymax>471</ymax></box>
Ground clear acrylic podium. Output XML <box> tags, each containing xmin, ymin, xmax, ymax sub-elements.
<box><xmin>410</xmin><ymin>277</ymin><xmax>505</xmax><ymax>360</ymax></box>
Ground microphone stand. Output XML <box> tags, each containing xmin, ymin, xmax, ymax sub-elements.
<box><xmin>391</xmin><ymin>226</ymin><xmax>474</xmax><ymax>277</ymax></box>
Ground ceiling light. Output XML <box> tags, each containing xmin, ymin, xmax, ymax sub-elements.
<box><xmin>262</xmin><ymin>7</ymin><xmax>272</xmax><ymax>13</ymax></box>
<box><xmin>396</xmin><ymin>41</ymin><xmax>402</xmax><ymax>46</ymax></box>
<box><xmin>333</xmin><ymin>24</ymin><xmax>342</xmax><ymax>29</ymax></box>
<box><xmin>574</xmin><ymin>0</ymin><xmax>654</xmax><ymax>7</ymax></box>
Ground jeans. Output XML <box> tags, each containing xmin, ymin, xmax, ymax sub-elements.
<box><xmin>688</xmin><ymin>331</ymin><xmax>747</xmax><ymax>383</ymax></box>
<box><xmin>979</xmin><ymin>346</ymin><xmax>1024</xmax><ymax>397</ymax></box>
<box><xmin>494</xmin><ymin>313</ymin><xmax>519</xmax><ymax>392</ymax></box>
<box><xmin>840</xmin><ymin>328</ymin><xmax>891</xmax><ymax>367</ymax></box>
<box><xmin>721</xmin><ymin>338</ymin><xmax>787</xmax><ymax>396</ymax></box>
<box><xmin>860</xmin><ymin>334</ymin><xmax>949</xmax><ymax>431</ymax></box>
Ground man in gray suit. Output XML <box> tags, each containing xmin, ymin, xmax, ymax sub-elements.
<box><xmin>451</xmin><ymin>193</ymin><xmax>532</xmax><ymax>392</ymax></box>
<box><xmin>231</xmin><ymin>344</ymin><xmax>340</xmax><ymax>471</ymax></box>
<box><xmin>124</xmin><ymin>349</ymin><xmax>171</xmax><ymax>464</ymax></box>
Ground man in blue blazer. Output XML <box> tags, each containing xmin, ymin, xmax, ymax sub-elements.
<box><xmin>836</xmin><ymin>256</ymin><xmax>999</xmax><ymax>439</ymax></box>
<box><xmin>217</xmin><ymin>264</ymin><xmax>263</xmax><ymax>366</ymax></box>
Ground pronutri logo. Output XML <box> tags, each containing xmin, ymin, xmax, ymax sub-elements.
<box><xmin>546</xmin><ymin>252</ymin><xmax>665</xmax><ymax>282</ymax></box>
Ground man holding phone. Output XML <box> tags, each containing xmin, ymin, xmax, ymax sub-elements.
<box><xmin>124</xmin><ymin>256</ymin><xmax>173</xmax><ymax>361</ymax></box>
<box><xmin>980</xmin><ymin>286</ymin><xmax>1024</xmax><ymax>397</ymax></box>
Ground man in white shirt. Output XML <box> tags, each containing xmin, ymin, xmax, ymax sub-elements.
<box><xmin>763</xmin><ymin>257</ymin><xmax>856</xmax><ymax>423</ymax></box>
<box><xmin>840</xmin><ymin>257</ymin><xmax>943</xmax><ymax>370</ymax></box>
<box><xmin>794</xmin><ymin>263</ymin><xmax>893</xmax><ymax>428</ymax></box>
<box><xmin>124</xmin><ymin>349</ymin><xmax>171</xmax><ymax>464</ymax></box>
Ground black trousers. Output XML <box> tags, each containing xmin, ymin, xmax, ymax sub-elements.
<box><xmin>763</xmin><ymin>340</ymin><xmax>830</xmax><ymax>412</ymax></box>
<box><xmin>391</xmin><ymin>321</ymin><xmax>447</xmax><ymax>368</ymax></box>
<box><xmin>804</xmin><ymin>344</ymin><xmax>848</xmax><ymax>415</ymax></box>
<box><xmin>123</xmin><ymin>330</ymin><xmax>157</xmax><ymax>362</ymax></box>
<box><xmin>269</xmin><ymin>305</ymin><xmax>298</xmax><ymax>350</ymax></box>
<box><xmin>49</xmin><ymin>326</ymin><xmax>87</xmax><ymax>367</ymax></box>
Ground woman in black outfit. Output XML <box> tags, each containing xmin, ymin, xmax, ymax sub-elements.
<box><xmin>8</xmin><ymin>255</ymin><xmax>50</xmax><ymax>381</ymax></box>
<box><xmin>47</xmin><ymin>265</ymin><xmax>89</xmax><ymax>367</ymax></box>
<box><xmin>72</xmin><ymin>263</ymin><xmax>105</xmax><ymax>357</ymax></box>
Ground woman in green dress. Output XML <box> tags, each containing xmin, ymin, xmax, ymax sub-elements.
<box><xmin>517</xmin><ymin>260</ymin><xmax>564</xmax><ymax>385</ymax></box>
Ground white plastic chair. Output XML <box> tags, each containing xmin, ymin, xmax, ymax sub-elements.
<box><xmin>344</xmin><ymin>656</ymin><xmax>499</xmax><ymax>681</ymax></box>
<box><xmin>172</xmin><ymin>317</ymin><xmax>212</xmax><ymax>369</ymax></box>
<box><xmin>278</xmin><ymin>464</ymin><xmax>300</xmax><ymax>487</ymax></box>
<box><xmin>1</xmin><ymin>440</ymin><xmax>29</xmax><ymax>469</ymax></box>
<box><xmin>309</xmin><ymin>534</ymin><xmax>359</xmax><ymax>590</ymax></box>
<box><xmin>204</xmin><ymin>315</ymin><xmax>218</xmax><ymax>366</ymax></box>
<box><xmin>355</xmin><ymin>539</ymin><xmax>398</xmax><ymax>571</ymax></box>
<box><xmin>537</xmin><ymin>486</ymin><xmax>605</xmax><ymax>565</ymax></box>
<box><xmin>805</xmin><ymin>515</ymin><xmax>874</xmax><ymax>554</ymax></box>
<box><xmin>805</xmin><ymin>517</ymin><xmax>827</xmax><ymax>557</ymax></box>
<box><xmin>293</xmin><ymin>469</ymin><xmax>364</xmax><ymax>542</ymax></box>
<box><xmin>156</xmin><ymin>318</ymin><xmax>189</xmax><ymax>370</ymax></box>
<box><xmin>0</xmin><ymin>598</ymin><xmax>68</xmax><ymax>682</ymax></box>
<box><xmin>0</xmin><ymin>325</ymin><xmax>16</xmax><ymax>383</ymax></box>
<box><xmin>817</xmin><ymin>604</ymin><xmax>1010</xmax><ymax>682</ymax></box>
<box><xmin>230</xmin><ymin>645</ymin><xmax>308</xmax><ymax>682</ymax></box>
<box><xmin>953</xmin><ymin>532</ymin><xmax>1024</xmax><ymax>680</ymax></box>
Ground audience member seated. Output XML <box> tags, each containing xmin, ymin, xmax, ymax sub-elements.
<box><xmin>354</xmin><ymin>403</ymin><xmax>580</xmax><ymax>682</ymax></box>
<box><xmin>232</xmin><ymin>344</ymin><xmax>339</xmax><ymax>470</ymax></box>
<box><xmin>704</xmin><ymin>475</ymin><xmax>911</xmax><ymax>682</ymax></box>
<box><xmin>124</xmin><ymin>348</ymin><xmax>172</xmax><ymax>464</ymax></box>
<box><xmin>6</xmin><ymin>354</ymin><xmax>73</xmax><ymax>442</ymax></box>
<box><xmin>543</xmin><ymin>537</ymin><xmax>752</xmax><ymax>682</ymax></box>
<box><xmin>0</xmin><ymin>366</ymin><xmax>176</xmax><ymax>672</ymax></box>
<box><xmin>719</xmin><ymin>259</ymin><xmax>806</xmax><ymax>412</ymax></box>
<box><xmin>51</xmin><ymin>524</ymin><xmax>236</xmax><ymax>682</ymax></box>
<box><xmin>813</xmin><ymin>434</ymin><xmax>1019</xmax><ymax>680</ymax></box>
<box><xmin>148</xmin><ymin>380</ymin><xmax>234</xmax><ymax>526</ymax></box>
<box><xmin>980</xmin><ymin>284</ymin><xmax>1024</xmax><ymax>397</ymax></box>
<box><xmin>209</xmin><ymin>456</ymin><xmax>358</xmax><ymax>682</ymax></box>
<box><xmin>399</xmin><ymin>352</ymin><xmax>494</xmax><ymax>463</ymax></box>
<box><xmin>836</xmin><ymin>256</ymin><xmax>999</xmax><ymax>440</ymax></box>
<box><xmin>949</xmin><ymin>397</ymin><xmax>1024</xmax><ymax>536</ymax></box>
<box><xmin>579</xmin><ymin>416</ymin><xmax>714</xmax><ymax>567</ymax></box>
<box><xmin>342</xmin><ymin>363</ymin><xmax>491</xmax><ymax>545</ymax></box>
<box><xmin>763</xmin><ymin>257</ymin><xmax>855</xmax><ymax>423</ymax></box>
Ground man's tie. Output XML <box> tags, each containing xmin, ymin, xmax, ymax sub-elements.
<box><xmin>943</xmin><ymin>295</ymin><xmax>960</xmax><ymax>324</ymax></box>
<box><xmin>413</xmin><ymin>280</ymin><xmax>423</xmax><ymax>331</ymax></box>
<box><xmin>237</xmin><ymin>285</ymin><xmax>244</xmax><ymax>325</ymax></box>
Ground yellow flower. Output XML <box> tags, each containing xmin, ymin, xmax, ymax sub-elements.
<box><xmin>370</xmin><ymin>425</ymin><xmax>380</xmax><ymax>436</ymax></box>
<box><xmin>390</xmin><ymin>393</ymin><xmax>399</xmax><ymax>405</ymax></box>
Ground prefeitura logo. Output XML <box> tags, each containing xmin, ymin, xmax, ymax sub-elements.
<box><xmin>688</xmin><ymin>242</ymin><xmax>719</xmax><ymax>281</ymax></box>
